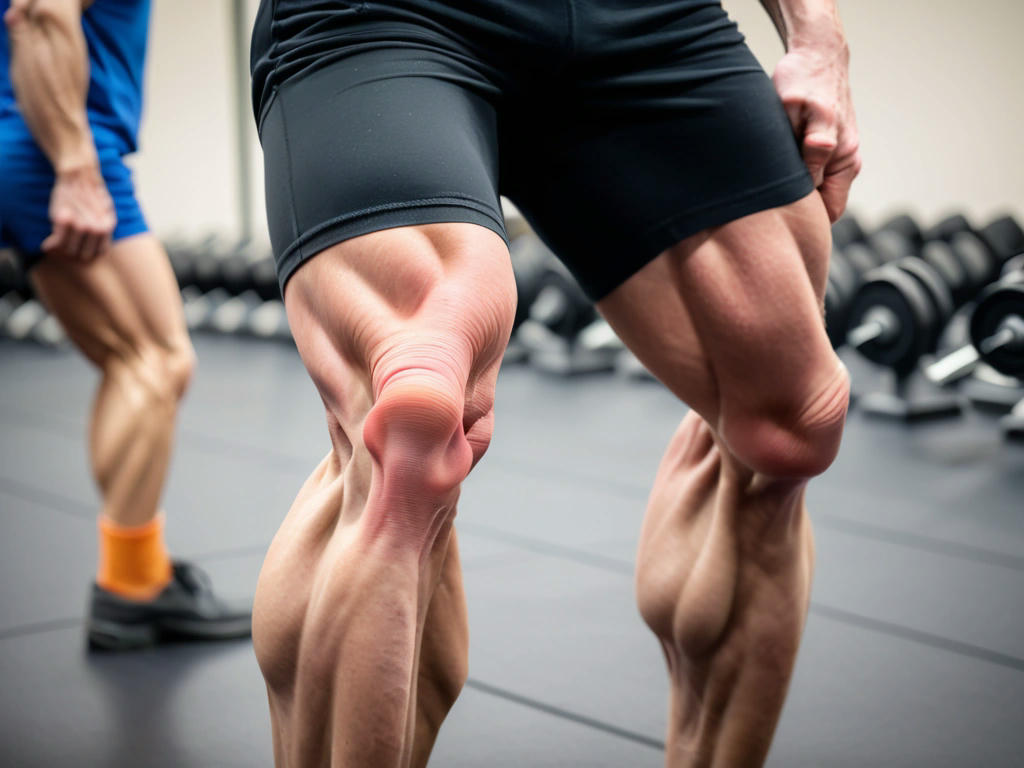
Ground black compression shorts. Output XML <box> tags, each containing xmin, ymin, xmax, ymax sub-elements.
<box><xmin>251</xmin><ymin>0</ymin><xmax>813</xmax><ymax>300</ymax></box>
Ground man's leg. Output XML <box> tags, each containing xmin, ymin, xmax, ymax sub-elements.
<box><xmin>31</xmin><ymin>233</ymin><xmax>194</xmax><ymax>597</ymax></box>
<box><xmin>252</xmin><ymin>223</ymin><xmax>515</xmax><ymax>767</ymax></box>
<box><xmin>597</xmin><ymin>193</ymin><xmax>848</xmax><ymax>767</ymax></box>
<box><xmin>411</xmin><ymin>528</ymin><xmax>469</xmax><ymax>768</ymax></box>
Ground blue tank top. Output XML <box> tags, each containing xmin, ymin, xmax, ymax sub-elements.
<box><xmin>0</xmin><ymin>0</ymin><xmax>151</xmax><ymax>155</ymax></box>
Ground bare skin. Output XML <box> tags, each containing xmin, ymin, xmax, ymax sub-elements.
<box><xmin>253</xmin><ymin>1</ymin><xmax>860</xmax><ymax>764</ymax></box>
<box><xmin>253</xmin><ymin>224</ymin><xmax>514</xmax><ymax>767</ymax></box>
<box><xmin>31</xmin><ymin>234</ymin><xmax>196</xmax><ymax>528</ymax></box>
<box><xmin>598</xmin><ymin>194</ymin><xmax>847</xmax><ymax>766</ymax></box>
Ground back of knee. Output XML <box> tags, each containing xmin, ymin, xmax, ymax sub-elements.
<box><xmin>726</xmin><ymin>362</ymin><xmax>849</xmax><ymax>480</ymax></box>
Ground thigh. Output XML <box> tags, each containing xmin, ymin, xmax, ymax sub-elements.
<box><xmin>502</xmin><ymin>1</ymin><xmax>813</xmax><ymax>301</ymax></box>
<box><xmin>597</xmin><ymin>193</ymin><xmax>843</xmax><ymax>438</ymax></box>
<box><xmin>30</xmin><ymin>233</ymin><xmax>190</xmax><ymax>368</ymax></box>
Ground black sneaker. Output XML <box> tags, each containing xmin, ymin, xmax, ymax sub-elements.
<box><xmin>87</xmin><ymin>560</ymin><xmax>252</xmax><ymax>651</ymax></box>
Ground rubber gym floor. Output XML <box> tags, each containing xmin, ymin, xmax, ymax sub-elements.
<box><xmin>1</xmin><ymin>334</ymin><xmax>1022</xmax><ymax>767</ymax></box>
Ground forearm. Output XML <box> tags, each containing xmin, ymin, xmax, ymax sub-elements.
<box><xmin>759</xmin><ymin>0</ymin><xmax>845</xmax><ymax>51</ymax></box>
<box><xmin>5</xmin><ymin>0</ymin><xmax>95</xmax><ymax>173</ymax></box>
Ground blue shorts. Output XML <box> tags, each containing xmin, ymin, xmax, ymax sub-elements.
<box><xmin>0</xmin><ymin>122</ymin><xmax>148</xmax><ymax>268</ymax></box>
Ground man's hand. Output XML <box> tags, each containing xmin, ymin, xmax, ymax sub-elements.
<box><xmin>772</xmin><ymin>37</ymin><xmax>861</xmax><ymax>222</ymax></box>
<box><xmin>43</xmin><ymin>164</ymin><xmax>116</xmax><ymax>261</ymax></box>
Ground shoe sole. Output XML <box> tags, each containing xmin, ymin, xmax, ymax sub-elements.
<box><xmin>87</xmin><ymin>616</ymin><xmax>252</xmax><ymax>651</ymax></box>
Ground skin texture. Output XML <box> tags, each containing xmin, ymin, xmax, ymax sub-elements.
<box><xmin>255</xmin><ymin>225</ymin><xmax>514</xmax><ymax>768</ymax></box>
<box><xmin>31</xmin><ymin>234</ymin><xmax>196</xmax><ymax>528</ymax></box>
<box><xmin>597</xmin><ymin>193</ymin><xmax>847</xmax><ymax>766</ymax></box>
<box><xmin>255</xmin><ymin>4</ymin><xmax>860</xmax><ymax>766</ymax></box>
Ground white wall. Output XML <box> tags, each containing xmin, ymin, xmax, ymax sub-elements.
<box><xmin>723</xmin><ymin>0</ymin><xmax>1024</xmax><ymax>228</ymax></box>
<box><xmin>132</xmin><ymin>0</ymin><xmax>1024</xmax><ymax>242</ymax></box>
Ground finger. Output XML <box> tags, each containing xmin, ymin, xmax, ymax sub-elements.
<box><xmin>819</xmin><ymin>163</ymin><xmax>858</xmax><ymax>223</ymax></box>
<box><xmin>62</xmin><ymin>228</ymin><xmax>86</xmax><ymax>261</ymax></box>
<box><xmin>80</xmin><ymin>231</ymin><xmax>103</xmax><ymax>263</ymax></box>
<box><xmin>801</xmin><ymin>112</ymin><xmax>838</xmax><ymax>188</ymax></box>
<box><xmin>41</xmin><ymin>223</ymin><xmax>70</xmax><ymax>258</ymax></box>
<box><xmin>781</xmin><ymin>100</ymin><xmax>805</xmax><ymax>140</ymax></box>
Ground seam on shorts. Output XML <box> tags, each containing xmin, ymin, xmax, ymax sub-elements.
<box><xmin>277</xmin><ymin>89</ymin><xmax>303</xmax><ymax>250</ymax></box>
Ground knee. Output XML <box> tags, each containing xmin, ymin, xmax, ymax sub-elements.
<box><xmin>363</xmin><ymin>367</ymin><xmax>475</xmax><ymax>527</ymax></box>
<box><xmin>161</xmin><ymin>340</ymin><xmax>196</xmax><ymax>401</ymax></box>
<box><xmin>104</xmin><ymin>337</ymin><xmax>195</xmax><ymax>409</ymax></box>
<box><xmin>724</xmin><ymin>361</ymin><xmax>849</xmax><ymax>480</ymax></box>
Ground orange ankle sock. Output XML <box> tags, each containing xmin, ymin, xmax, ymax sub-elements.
<box><xmin>97</xmin><ymin>514</ymin><xmax>173</xmax><ymax>600</ymax></box>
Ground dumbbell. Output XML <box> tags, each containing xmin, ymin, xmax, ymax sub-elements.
<box><xmin>922</xmin><ymin>212</ymin><xmax>973</xmax><ymax>243</ymax></box>
<box><xmin>513</xmin><ymin>243</ymin><xmax>622</xmax><ymax>375</ymax></box>
<box><xmin>977</xmin><ymin>214</ymin><xmax>1024</xmax><ymax>267</ymax></box>
<box><xmin>831</xmin><ymin>213</ymin><xmax>865</xmax><ymax>250</ymax></box>
<box><xmin>181</xmin><ymin>286</ymin><xmax>291</xmax><ymax>341</ymax></box>
<box><xmin>926</xmin><ymin>261</ymin><xmax>1024</xmax><ymax>385</ymax></box>
<box><xmin>1001</xmin><ymin>397</ymin><xmax>1024</xmax><ymax>441</ymax></box>
<box><xmin>844</xmin><ymin>256</ymin><xmax>965</xmax><ymax>418</ymax></box>
<box><xmin>825</xmin><ymin>230</ymin><xmax>907</xmax><ymax>349</ymax></box>
<box><xmin>918</xmin><ymin>232</ymin><xmax>995</xmax><ymax>305</ymax></box>
<box><xmin>846</xmin><ymin>257</ymin><xmax>954</xmax><ymax>371</ymax></box>
<box><xmin>508</xmin><ymin>233</ymin><xmax>553</xmax><ymax>333</ymax></box>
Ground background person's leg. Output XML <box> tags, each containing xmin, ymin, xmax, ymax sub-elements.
<box><xmin>31</xmin><ymin>233</ymin><xmax>195</xmax><ymax>598</ymax></box>
<box><xmin>597</xmin><ymin>194</ymin><xmax>849</xmax><ymax>767</ymax></box>
<box><xmin>252</xmin><ymin>223</ymin><xmax>515</xmax><ymax>767</ymax></box>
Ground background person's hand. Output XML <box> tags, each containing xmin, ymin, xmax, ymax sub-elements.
<box><xmin>43</xmin><ymin>164</ymin><xmax>116</xmax><ymax>262</ymax></box>
<box><xmin>772</xmin><ymin>41</ymin><xmax>862</xmax><ymax>222</ymax></box>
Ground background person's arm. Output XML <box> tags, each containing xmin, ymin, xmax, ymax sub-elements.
<box><xmin>5</xmin><ymin>0</ymin><xmax>114</xmax><ymax>260</ymax></box>
<box><xmin>759</xmin><ymin>0</ymin><xmax>861</xmax><ymax>221</ymax></box>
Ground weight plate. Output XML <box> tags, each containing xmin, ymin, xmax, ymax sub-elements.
<box><xmin>970</xmin><ymin>282</ymin><xmax>1024</xmax><ymax>376</ymax></box>
<box><xmin>824</xmin><ymin>278</ymin><xmax>846</xmax><ymax>349</ymax></box>
<box><xmin>921</xmin><ymin>240</ymin><xmax>966</xmax><ymax>300</ymax></box>
<box><xmin>923</xmin><ymin>213</ymin><xmax>972</xmax><ymax>243</ymax></box>
<box><xmin>896</xmin><ymin>257</ymin><xmax>954</xmax><ymax>351</ymax></box>
<box><xmin>867</xmin><ymin>230</ymin><xmax>915</xmax><ymax>262</ymax></box>
<box><xmin>831</xmin><ymin>215</ymin><xmax>865</xmax><ymax>249</ymax></box>
<box><xmin>829</xmin><ymin>248</ymin><xmax>860</xmax><ymax>301</ymax></box>
<box><xmin>847</xmin><ymin>264</ymin><xmax>935</xmax><ymax>373</ymax></box>
<box><xmin>843</xmin><ymin>242</ymin><xmax>883</xmax><ymax>274</ymax></box>
<box><xmin>951</xmin><ymin>231</ymin><xmax>998</xmax><ymax>291</ymax></box>
<box><xmin>878</xmin><ymin>213</ymin><xmax>923</xmax><ymax>247</ymax></box>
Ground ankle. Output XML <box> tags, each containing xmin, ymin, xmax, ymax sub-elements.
<box><xmin>96</xmin><ymin>513</ymin><xmax>172</xmax><ymax>600</ymax></box>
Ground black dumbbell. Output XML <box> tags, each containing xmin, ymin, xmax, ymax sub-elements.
<box><xmin>181</xmin><ymin>286</ymin><xmax>292</xmax><ymax>341</ymax></box>
<box><xmin>874</xmin><ymin>213</ymin><xmax>923</xmax><ymax>253</ymax></box>
<box><xmin>251</xmin><ymin>255</ymin><xmax>280</xmax><ymax>302</ymax></box>
<box><xmin>922</xmin><ymin>212</ymin><xmax>973</xmax><ymax>243</ymax></box>
<box><xmin>825</xmin><ymin>248</ymin><xmax>861</xmax><ymax>348</ymax></box>
<box><xmin>831</xmin><ymin>213</ymin><xmax>865</xmax><ymax>250</ymax></box>
<box><xmin>926</xmin><ymin>262</ymin><xmax>1024</xmax><ymax>384</ymax></box>
<box><xmin>977</xmin><ymin>214</ymin><xmax>1024</xmax><ymax>267</ymax></box>
<box><xmin>919</xmin><ymin>232</ymin><xmax>996</xmax><ymax>305</ymax></box>
<box><xmin>845</xmin><ymin>260</ymin><xmax>949</xmax><ymax>375</ymax></box>
<box><xmin>1001</xmin><ymin>397</ymin><xmax>1024</xmax><ymax>441</ymax></box>
<box><xmin>508</xmin><ymin>233</ymin><xmax>553</xmax><ymax>333</ymax></box>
